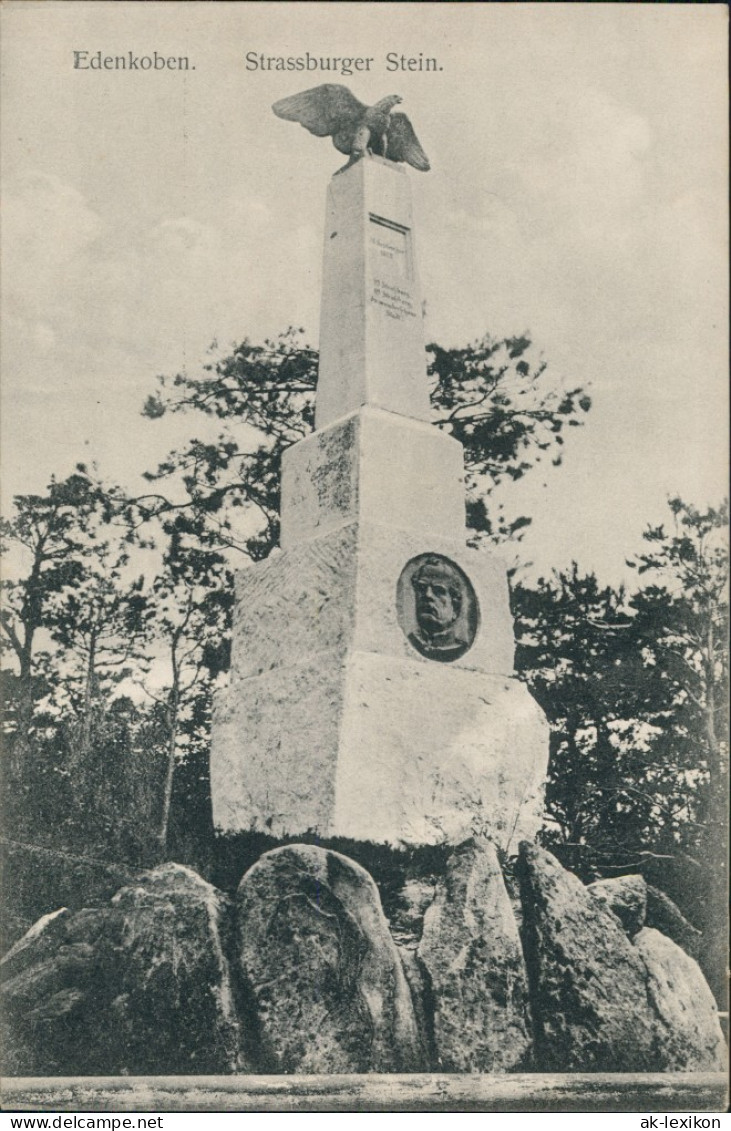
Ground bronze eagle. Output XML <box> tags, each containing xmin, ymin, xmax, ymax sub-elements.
<box><xmin>272</xmin><ymin>84</ymin><xmax>430</xmax><ymax>172</ymax></box>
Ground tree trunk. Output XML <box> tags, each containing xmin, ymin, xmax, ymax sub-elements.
<box><xmin>71</xmin><ymin>630</ymin><xmax>98</xmax><ymax>774</ymax></box>
<box><xmin>9</xmin><ymin>644</ymin><xmax>34</xmax><ymax>780</ymax></box>
<box><xmin>157</xmin><ymin>686</ymin><xmax>179</xmax><ymax>860</ymax></box>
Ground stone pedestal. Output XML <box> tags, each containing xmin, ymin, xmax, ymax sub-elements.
<box><xmin>211</xmin><ymin>157</ymin><xmax>550</xmax><ymax>850</ymax></box>
<box><xmin>281</xmin><ymin>406</ymin><xmax>466</xmax><ymax>548</ymax></box>
<box><xmin>212</xmin><ymin>511</ymin><xmax>548</xmax><ymax>850</ymax></box>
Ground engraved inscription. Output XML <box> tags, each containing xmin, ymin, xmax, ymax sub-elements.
<box><xmin>370</xmin><ymin>278</ymin><xmax>418</xmax><ymax>321</ymax></box>
<box><xmin>368</xmin><ymin>215</ymin><xmax>417</xmax><ymax>321</ymax></box>
<box><xmin>370</xmin><ymin>229</ymin><xmax>407</xmax><ymax>278</ymax></box>
<box><xmin>368</xmin><ymin>214</ymin><xmax>412</xmax><ymax>280</ymax></box>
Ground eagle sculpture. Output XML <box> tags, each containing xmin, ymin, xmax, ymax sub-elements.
<box><xmin>272</xmin><ymin>84</ymin><xmax>430</xmax><ymax>172</ymax></box>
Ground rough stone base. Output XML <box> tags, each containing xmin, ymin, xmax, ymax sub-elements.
<box><xmin>3</xmin><ymin>1074</ymin><xmax>727</xmax><ymax>1113</ymax></box>
<box><xmin>213</xmin><ymin>651</ymin><xmax>548</xmax><ymax>851</ymax></box>
<box><xmin>211</xmin><ymin>512</ymin><xmax>549</xmax><ymax>849</ymax></box>
<box><xmin>222</xmin><ymin>521</ymin><xmax>516</xmax><ymax>684</ymax></box>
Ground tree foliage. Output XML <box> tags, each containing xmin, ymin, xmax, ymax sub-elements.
<box><xmin>0</xmin><ymin>470</ymin><xmax>141</xmax><ymax>768</ymax></box>
<box><xmin>0</xmin><ymin>467</ymin><xmax>222</xmax><ymax>866</ymax></box>
<box><xmin>138</xmin><ymin>533</ymin><xmax>233</xmax><ymax>855</ymax></box>
<box><xmin>3</xmin><ymin>323</ymin><xmax>726</xmax><ymax>1004</ymax></box>
<box><xmin>141</xmin><ymin>328</ymin><xmax>591</xmax><ymax>551</ymax></box>
<box><xmin>628</xmin><ymin>499</ymin><xmax>728</xmax><ymax>855</ymax></box>
<box><xmin>513</xmin><ymin>498</ymin><xmax>728</xmax><ymax>1001</ymax></box>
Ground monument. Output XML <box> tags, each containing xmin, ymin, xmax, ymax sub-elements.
<box><xmin>211</xmin><ymin>91</ymin><xmax>550</xmax><ymax>851</ymax></box>
<box><xmin>3</xmin><ymin>87</ymin><xmax>726</xmax><ymax>1107</ymax></box>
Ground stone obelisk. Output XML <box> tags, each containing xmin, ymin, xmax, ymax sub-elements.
<box><xmin>211</xmin><ymin>156</ymin><xmax>549</xmax><ymax>850</ymax></box>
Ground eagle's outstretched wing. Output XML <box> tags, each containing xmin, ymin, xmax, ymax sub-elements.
<box><xmin>386</xmin><ymin>112</ymin><xmax>430</xmax><ymax>172</ymax></box>
<box><xmin>272</xmin><ymin>85</ymin><xmax>367</xmax><ymax>153</ymax></box>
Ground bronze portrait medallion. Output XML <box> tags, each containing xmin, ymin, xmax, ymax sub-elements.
<box><xmin>397</xmin><ymin>553</ymin><xmax>479</xmax><ymax>662</ymax></box>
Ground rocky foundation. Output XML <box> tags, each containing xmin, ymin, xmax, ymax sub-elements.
<box><xmin>2</xmin><ymin>841</ymin><xmax>725</xmax><ymax>1077</ymax></box>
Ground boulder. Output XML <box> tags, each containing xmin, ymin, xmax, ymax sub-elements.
<box><xmin>236</xmin><ymin>844</ymin><xmax>426</xmax><ymax>1073</ymax></box>
<box><xmin>1</xmin><ymin>864</ymin><xmax>243</xmax><ymax>1075</ymax></box>
<box><xmin>1</xmin><ymin>905</ymin><xmax>120</xmax><ymax>1075</ymax></box>
<box><xmin>517</xmin><ymin>842</ymin><xmax>657</xmax><ymax>1071</ymax></box>
<box><xmin>107</xmin><ymin>864</ymin><xmax>243</xmax><ymax>1073</ymax></box>
<box><xmin>587</xmin><ymin>875</ymin><xmax>647</xmax><ymax>936</ymax></box>
<box><xmin>1</xmin><ymin>838</ymin><xmax>137</xmax><ymax>956</ymax></box>
<box><xmin>645</xmin><ymin>884</ymin><xmax>702</xmax><ymax>958</ymax></box>
<box><xmin>1</xmin><ymin>908</ymin><xmax>72</xmax><ymax>982</ymax></box>
<box><xmin>417</xmin><ymin>839</ymin><xmax>532</xmax><ymax>1071</ymax></box>
<box><xmin>634</xmin><ymin>927</ymin><xmax>727</xmax><ymax>1070</ymax></box>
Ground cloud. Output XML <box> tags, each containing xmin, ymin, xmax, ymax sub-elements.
<box><xmin>4</xmin><ymin>171</ymin><xmax>103</xmax><ymax>263</ymax></box>
<box><xmin>0</xmin><ymin>168</ymin><xmax>323</xmax><ymax>506</ymax></box>
<box><xmin>3</xmin><ymin>172</ymin><xmax>104</xmax><ymax>335</ymax></box>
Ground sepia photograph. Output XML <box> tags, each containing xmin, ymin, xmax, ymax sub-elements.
<box><xmin>1</xmin><ymin>1</ymin><xmax>728</xmax><ymax>1116</ymax></box>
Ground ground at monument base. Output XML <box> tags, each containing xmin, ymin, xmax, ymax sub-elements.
<box><xmin>3</xmin><ymin>1073</ymin><xmax>727</xmax><ymax>1113</ymax></box>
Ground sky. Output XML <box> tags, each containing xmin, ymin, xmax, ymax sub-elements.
<box><xmin>1</xmin><ymin>2</ymin><xmax>728</xmax><ymax>587</ymax></box>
